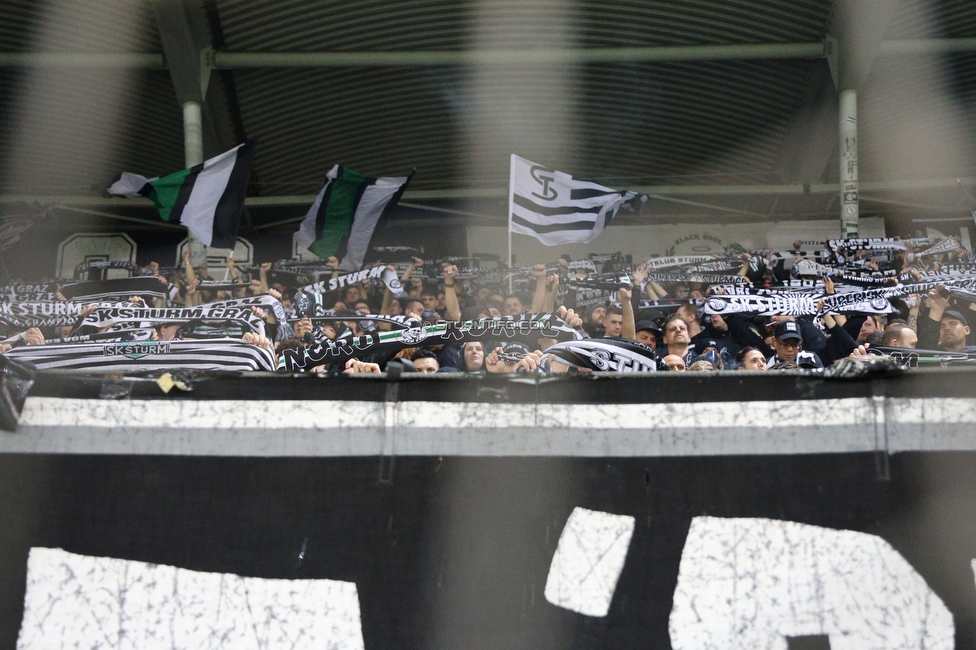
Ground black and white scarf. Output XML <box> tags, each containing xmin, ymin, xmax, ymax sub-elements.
<box><xmin>280</xmin><ymin>313</ymin><xmax>579</xmax><ymax>371</ymax></box>
<box><xmin>80</xmin><ymin>305</ymin><xmax>267</xmax><ymax>337</ymax></box>
<box><xmin>827</xmin><ymin>238</ymin><xmax>907</xmax><ymax>252</ymax></box>
<box><xmin>545</xmin><ymin>338</ymin><xmax>658</xmax><ymax>372</ymax></box>
<box><xmin>0</xmin><ymin>301</ymin><xmax>86</xmax><ymax>329</ymax></box>
<box><xmin>5</xmin><ymin>339</ymin><xmax>276</xmax><ymax>372</ymax></box>
<box><xmin>72</xmin><ymin>260</ymin><xmax>139</xmax><ymax>280</ymax></box>
<box><xmin>59</xmin><ymin>277</ymin><xmax>169</xmax><ymax>303</ymax></box>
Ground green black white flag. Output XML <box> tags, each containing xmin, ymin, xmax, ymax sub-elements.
<box><xmin>108</xmin><ymin>142</ymin><xmax>255</xmax><ymax>249</ymax></box>
<box><xmin>294</xmin><ymin>165</ymin><xmax>413</xmax><ymax>271</ymax></box>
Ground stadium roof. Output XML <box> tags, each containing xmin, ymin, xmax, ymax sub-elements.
<box><xmin>1</xmin><ymin>0</ymin><xmax>975</xmax><ymax>230</ymax></box>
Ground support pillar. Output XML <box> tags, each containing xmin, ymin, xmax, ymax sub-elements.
<box><xmin>839</xmin><ymin>89</ymin><xmax>859</xmax><ymax>239</ymax></box>
<box><xmin>182</xmin><ymin>101</ymin><xmax>203</xmax><ymax>167</ymax></box>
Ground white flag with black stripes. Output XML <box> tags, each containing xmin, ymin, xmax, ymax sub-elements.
<box><xmin>509</xmin><ymin>155</ymin><xmax>646</xmax><ymax>245</ymax></box>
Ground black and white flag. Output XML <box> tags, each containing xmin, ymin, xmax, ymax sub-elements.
<box><xmin>509</xmin><ymin>155</ymin><xmax>646</xmax><ymax>245</ymax></box>
<box><xmin>545</xmin><ymin>338</ymin><xmax>658</xmax><ymax>372</ymax></box>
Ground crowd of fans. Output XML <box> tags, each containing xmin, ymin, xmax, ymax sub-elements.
<box><xmin>2</xmin><ymin>235</ymin><xmax>975</xmax><ymax>376</ymax></box>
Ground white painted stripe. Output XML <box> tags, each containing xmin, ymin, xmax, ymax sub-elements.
<box><xmin>2</xmin><ymin>396</ymin><xmax>976</xmax><ymax>457</ymax></box>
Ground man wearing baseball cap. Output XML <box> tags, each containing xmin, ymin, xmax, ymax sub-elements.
<box><xmin>766</xmin><ymin>320</ymin><xmax>824</xmax><ymax>369</ymax></box>
<box><xmin>916</xmin><ymin>287</ymin><xmax>976</xmax><ymax>352</ymax></box>
<box><xmin>634</xmin><ymin>319</ymin><xmax>661</xmax><ymax>350</ymax></box>
<box><xmin>938</xmin><ymin>310</ymin><xmax>974</xmax><ymax>352</ymax></box>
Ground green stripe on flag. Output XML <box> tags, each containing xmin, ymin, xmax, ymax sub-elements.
<box><xmin>309</xmin><ymin>167</ymin><xmax>367</xmax><ymax>259</ymax></box>
<box><xmin>147</xmin><ymin>167</ymin><xmax>195</xmax><ymax>222</ymax></box>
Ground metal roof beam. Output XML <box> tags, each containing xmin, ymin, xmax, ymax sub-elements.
<box><xmin>4</xmin><ymin>176</ymin><xmax>974</xmax><ymax>206</ymax></box>
<box><xmin>3</xmin><ymin>39</ymin><xmax>976</xmax><ymax>69</ymax></box>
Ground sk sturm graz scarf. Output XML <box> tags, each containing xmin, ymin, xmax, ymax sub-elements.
<box><xmin>568</xmin><ymin>273</ymin><xmax>632</xmax><ymax>292</ymax></box>
<box><xmin>827</xmin><ymin>237</ymin><xmax>907</xmax><ymax>252</ymax></box>
<box><xmin>819</xmin><ymin>277</ymin><xmax>976</xmax><ymax>314</ymax></box>
<box><xmin>645</xmin><ymin>273</ymin><xmax>748</xmax><ymax>285</ymax></box>
<box><xmin>72</xmin><ymin>260</ymin><xmax>139</xmax><ymax>280</ymax></box>
<box><xmin>870</xmin><ymin>346</ymin><xmax>976</xmax><ymax>368</ymax></box>
<box><xmin>639</xmin><ymin>256</ymin><xmax>716</xmax><ymax>270</ymax></box>
<box><xmin>915</xmin><ymin>236</ymin><xmax>961</xmax><ymax>257</ymax></box>
<box><xmin>59</xmin><ymin>277</ymin><xmax>168</xmax><ymax>303</ymax></box>
<box><xmin>704</xmin><ymin>294</ymin><xmax>818</xmax><ymax>317</ymax></box>
<box><xmin>300</xmin><ymin>265</ymin><xmax>386</xmax><ymax>295</ymax></box>
<box><xmin>288</xmin><ymin>314</ymin><xmax>420</xmax><ymax>331</ymax></box>
<box><xmin>204</xmin><ymin>295</ymin><xmax>294</xmax><ymax>340</ymax></box>
<box><xmin>5</xmin><ymin>339</ymin><xmax>276</xmax><ymax>373</ymax></box>
<box><xmin>545</xmin><ymin>337</ymin><xmax>658</xmax><ymax>372</ymax></box>
<box><xmin>0</xmin><ymin>301</ymin><xmax>86</xmax><ymax>328</ymax></box>
<box><xmin>80</xmin><ymin>305</ymin><xmax>267</xmax><ymax>337</ymax></box>
<box><xmin>280</xmin><ymin>313</ymin><xmax>580</xmax><ymax>371</ymax></box>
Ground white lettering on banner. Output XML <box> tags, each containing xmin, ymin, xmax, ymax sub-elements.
<box><xmin>17</xmin><ymin>548</ymin><xmax>365</xmax><ymax>650</ymax></box>
<box><xmin>669</xmin><ymin>517</ymin><xmax>954</xmax><ymax>650</ymax></box>
<box><xmin>544</xmin><ymin>507</ymin><xmax>635</xmax><ymax>617</ymax></box>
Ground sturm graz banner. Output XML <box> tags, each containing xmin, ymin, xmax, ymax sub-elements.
<box><xmin>281</xmin><ymin>313</ymin><xmax>579</xmax><ymax>371</ymax></box>
<box><xmin>4</xmin><ymin>339</ymin><xmax>276</xmax><ymax>373</ymax></box>
<box><xmin>545</xmin><ymin>338</ymin><xmax>658</xmax><ymax>372</ymax></box>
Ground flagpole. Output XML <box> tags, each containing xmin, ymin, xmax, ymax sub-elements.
<box><xmin>183</xmin><ymin>101</ymin><xmax>207</xmax><ymax>267</ymax></box>
<box><xmin>508</xmin><ymin>154</ymin><xmax>515</xmax><ymax>294</ymax></box>
<box><xmin>508</xmin><ymin>226</ymin><xmax>513</xmax><ymax>295</ymax></box>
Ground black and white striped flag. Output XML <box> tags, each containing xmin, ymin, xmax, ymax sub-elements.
<box><xmin>5</xmin><ymin>339</ymin><xmax>276</xmax><ymax>373</ymax></box>
<box><xmin>508</xmin><ymin>155</ymin><xmax>646</xmax><ymax>245</ymax></box>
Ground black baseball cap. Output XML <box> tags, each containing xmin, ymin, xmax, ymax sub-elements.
<box><xmin>943</xmin><ymin>310</ymin><xmax>969</xmax><ymax>328</ymax></box>
<box><xmin>774</xmin><ymin>320</ymin><xmax>803</xmax><ymax>341</ymax></box>
<box><xmin>635</xmin><ymin>319</ymin><xmax>662</xmax><ymax>334</ymax></box>
<box><xmin>502</xmin><ymin>342</ymin><xmax>531</xmax><ymax>357</ymax></box>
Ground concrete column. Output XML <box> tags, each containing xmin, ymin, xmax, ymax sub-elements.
<box><xmin>839</xmin><ymin>89</ymin><xmax>859</xmax><ymax>239</ymax></box>
<box><xmin>182</xmin><ymin>100</ymin><xmax>204</xmax><ymax>167</ymax></box>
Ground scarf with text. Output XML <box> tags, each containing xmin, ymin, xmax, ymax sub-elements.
<box><xmin>80</xmin><ymin>305</ymin><xmax>266</xmax><ymax>337</ymax></box>
<box><xmin>280</xmin><ymin>313</ymin><xmax>579</xmax><ymax>371</ymax></box>
<box><xmin>545</xmin><ymin>338</ymin><xmax>658</xmax><ymax>372</ymax></box>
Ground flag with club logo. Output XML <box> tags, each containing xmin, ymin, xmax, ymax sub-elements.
<box><xmin>108</xmin><ymin>142</ymin><xmax>254</xmax><ymax>249</ymax></box>
<box><xmin>508</xmin><ymin>155</ymin><xmax>646</xmax><ymax>246</ymax></box>
<box><xmin>294</xmin><ymin>165</ymin><xmax>413</xmax><ymax>271</ymax></box>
